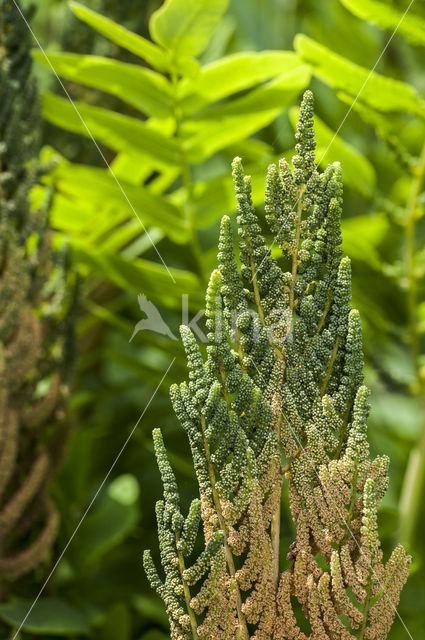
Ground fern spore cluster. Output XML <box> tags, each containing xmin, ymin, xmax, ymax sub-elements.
<box><xmin>144</xmin><ymin>91</ymin><xmax>410</xmax><ymax>640</ymax></box>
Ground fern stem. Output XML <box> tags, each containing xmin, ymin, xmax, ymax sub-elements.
<box><xmin>271</xmin><ymin>409</ymin><xmax>283</xmax><ymax>589</ymax></box>
<box><xmin>175</xmin><ymin>531</ymin><xmax>199</xmax><ymax>640</ymax></box>
<box><xmin>317</xmin><ymin>290</ymin><xmax>333</xmax><ymax>332</ymax></box>
<box><xmin>321</xmin><ymin>336</ymin><xmax>341</xmax><ymax>396</ymax></box>
<box><xmin>271</xmin><ymin>183</ymin><xmax>306</xmax><ymax>586</ymax></box>
<box><xmin>249</xmin><ymin>248</ymin><xmax>266</xmax><ymax>325</ymax></box>
<box><xmin>288</xmin><ymin>184</ymin><xmax>305</xmax><ymax>319</ymax></box>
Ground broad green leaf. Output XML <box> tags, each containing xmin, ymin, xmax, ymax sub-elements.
<box><xmin>0</xmin><ymin>599</ymin><xmax>90</xmax><ymax>636</ymax></box>
<box><xmin>69</xmin><ymin>1</ymin><xmax>169</xmax><ymax>71</ymax></box>
<box><xmin>149</xmin><ymin>0</ymin><xmax>229</xmax><ymax>57</ymax></box>
<box><xmin>339</xmin><ymin>0</ymin><xmax>425</xmax><ymax>48</ymax></box>
<box><xmin>185</xmin><ymin>68</ymin><xmax>310</xmax><ymax>162</ymax></box>
<box><xmin>73</xmin><ymin>243</ymin><xmax>204</xmax><ymax>310</ymax></box>
<box><xmin>42</xmin><ymin>93</ymin><xmax>180</xmax><ymax>168</ymax></box>
<box><xmin>289</xmin><ymin>108</ymin><xmax>376</xmax><ymax>196</ymax></box>
<box><xmin>201</xmin><ymin>63</ymin><xmax>311</xmax><ymax>118</ymax></box>
<box><xmin>46</xmin><ymin>159</ymin><xmax>189</xmax><ymax>243</ymax></box>
<box><xmin>180</xmin><ymin>51</ymin><xmax>305</xmax><ymax>112</ymax></box>
<box><xmin>294</xmin><ymin>34</ymin><xmax>425</xmax><ymax>117</ymax></box>
<box><xmin>185</xmin><ymin>111</ymin><xmax>282</xmax><ymax>162</ymax></box>
<box><xmin>32</xmin><ymin>51</ymin><xmax>173</xmax><ymax>118</ymax></box>
<box><xmin>111</xmin><ymin>151</ymin><xmax>153</xmax><ymax>186</ymax></box>
<box><xmin>49</xmin><ymin>190</ymin><xmax>97</xmax><ymax>234</ymax></box>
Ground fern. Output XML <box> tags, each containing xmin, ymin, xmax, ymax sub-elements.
<box><xmin>144</xmin><ymin>91</ymin><xmax>410</xmax><ymax>639</ymax></box>
<box><xmin>0</xmin><ymin>0</ymin><xmax>74</xmax><ymax>583</ymax></box>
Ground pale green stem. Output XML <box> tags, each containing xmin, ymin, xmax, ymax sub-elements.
<box><xmin>175</xmin><ymin>531</ymin><xmax>199</xmax><ymax>640</ymax></box>
<box><xmin>317</xmin><ymin>290</ymin><xmax>333</xmax><ymax>332</ymax></box>
<box><xmin>249</xmin><ymin>246</ymin><xmax>266</xmax><ymax>326</ymax></box>
<box><xmin>287</xmin><ymin>184</ymin><xmax>305</xmax><ymax>319</ymax></box>
<box><xmin>321</xmin><ymin>336</ymin><xmax>340</xmax><ymax>396</ymax></box>
<box><xmin>271</xmin><ymin>409</ymin><xmax>282</xmax><ymax>589</ymax></box>
<box><xmin>270</xmin><ymin>183</ymin><xmax>305</xmax><ymax>585</ymax></box>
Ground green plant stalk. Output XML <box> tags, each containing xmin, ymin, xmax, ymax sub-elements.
<box><xmin>175</xmin><ymin>531</ymin><xmax>199</xmax><ymax>640</ymax></box>
<box><xmin>270</xmin><ymin>183</ymin><xmax>305</xmax><ymax>587</ymax></box>
<box><xmin>271</xmin><ymin>409</ymin><xmax>282</xmax><ymax>589</ymax></box>
<box><xmin>399</xmin><ymin>139</ymin><xmax>425</xmax><ymax>549</ymax></box>
<box><xmin>170</xmin><ymin>65</ymin><xmax>205</xmax><ymax>283</ymax></box>
<box><xmin>321</xmin><ymin>336</ymin><xmax>340</xmax><ymax>396</ymax></box>
<box><xmin>288</xmin><ymin>184</ymin><xmax>305</xmax><ymax>316</ymax></box>
<box><xmin>248</xmin><ymin>242</ymin><xmax>266</xmax><ymax>326</ymax></box>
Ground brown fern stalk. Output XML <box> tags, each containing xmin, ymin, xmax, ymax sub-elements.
<box><xmin>0</xmin><ymin>0</ymin><xmax>75</xmax><ymax>587</ymax></box>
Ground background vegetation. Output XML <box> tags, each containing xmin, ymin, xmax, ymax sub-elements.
<box><xmin>4</xmin><ymin>0</ymin><xmax>425</xmax><ymax>637</ymax></box>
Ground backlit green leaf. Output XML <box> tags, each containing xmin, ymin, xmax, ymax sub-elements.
<box><xmin>180</xmin><ymin>51</ymin><xmax>305</xmax><ymax>112</ymax></box>
<box><xmin>185</xmin><ymin>68</ymin><xmax>310</xmax><ymax>161</ymax></box>
<box><xmin>69</xmin><ymin>1</ymin><xmax>169</xmax><ymax>70</ymax></box>
<box><xmin>201</xmin><ymin>64</ymin><xmax>311</xmax><ymax>117</ymax></box>
<box><xmin>294</xmin><ymin>34</ymin><xmax>425</xmax><ymax>117</ymax></box>
<box><xmin>339</xmin><ymin>0</ymin><xmax>425</xmax><ymax>48</ymax></box>
<box><xmin>33</xmin><ymin>51</ymin><xmax>173</xmax><ymax>118</ymax></box>
<box><xmin>46</xmin><ymin>159</ymin><xmax>189</xmax><ymax>243</ymax></box>
<box><xmin>149</xmin><ymin>0</ymin><xmax>229</xmax><ymax>57</ymax></box>
<box><xmin>42</xmin><ymin>93</ymin><xmax>180</xmax><ymax>168</ymax></box>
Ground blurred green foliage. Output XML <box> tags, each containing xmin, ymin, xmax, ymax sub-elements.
<box><xmin>6</xmin><ymin>0</ymin><xmax>425</xmax><ymax>638</ymax></box>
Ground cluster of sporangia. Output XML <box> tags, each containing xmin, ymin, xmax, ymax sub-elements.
<box><xmin>144</xmin><ymin>91</ymin><xmax>410</xmax><ymax>640</ymax></box>
<box><xmin>0</xmin><ymin>0</ymin><xmax>74</xmax><ymax>583</ymax></box>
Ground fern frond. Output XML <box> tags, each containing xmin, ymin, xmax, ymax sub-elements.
<box><xmin>145</xmin><ymin>90</ymin><xmax>410</xmax><ymax>639</ymax></box>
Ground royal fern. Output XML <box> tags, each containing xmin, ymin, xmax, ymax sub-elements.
<box><xmin>0</xmin><ymin>0</ymin><xmax>74</xmax><ymax>585</ymax></box>
<box><xmin>144</xmin><ymin>91</ymin><xmax>410</xmax><ymax>640</ymax></box>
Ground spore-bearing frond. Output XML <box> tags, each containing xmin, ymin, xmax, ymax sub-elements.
<box><xmin>144</xmin><ymin>91</ymin><xmax>409</xmax><ymax>640</ymax></box>
<box><xmin>0</xmin><ymin>0</ymin><xmax>74</xmax><ymax>582</ymax></box>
